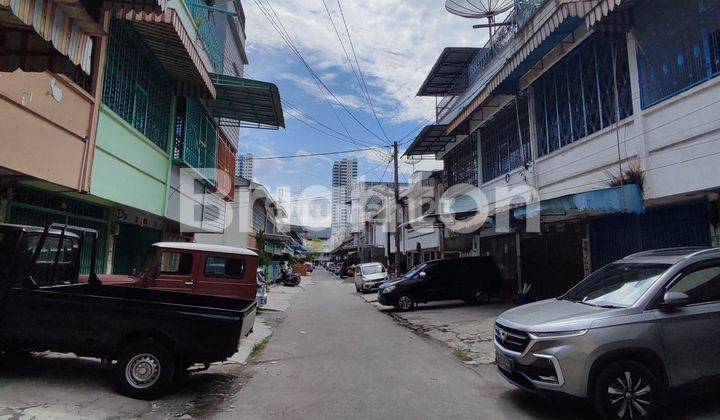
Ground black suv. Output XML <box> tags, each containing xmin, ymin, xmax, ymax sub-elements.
<box><xmin>378</xmin><ymin>257</ymin><xmax>502</xmax><ymax>310</ymax></box>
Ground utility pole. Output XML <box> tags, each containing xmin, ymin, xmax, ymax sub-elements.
<box><xmin>393</xmin><ymin>141</ymin><xmax>401</xmax><ymax>275</ymax></box>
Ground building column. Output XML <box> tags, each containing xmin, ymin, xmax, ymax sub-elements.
<box><xmin>626</xmin><ymin>30</ymin><xmax>649</xmax><ymax>173</ymax></box>
<box><xmin>527</xmin><ymin>86</ymin><xmax>540</xmax><ymax>191</ymax></box>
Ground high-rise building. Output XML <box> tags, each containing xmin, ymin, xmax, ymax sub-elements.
<box><xmin>237</xmin><ymin>153</ymin><xmax>254</xmax><ymax>180</ymax></box>
<box><xmin>331</xmin><ymin>158</ymin><xmax>358</xmax><ymax>239</ymax></box>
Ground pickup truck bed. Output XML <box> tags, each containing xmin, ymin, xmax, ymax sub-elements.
<box><xmin>1</xmin><ymin>283</ymin><xmax>256</xmax><ymax>363</ymax></box>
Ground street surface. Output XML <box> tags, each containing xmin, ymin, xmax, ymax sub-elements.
<box><xmin>1</xmin><ymin>269</ymin><xmax>719</xmax><ymax>419</ymax></box>
<box><xmin>215</xmin><ymin>269</ymin><xmax>585</xmax><ymax>420</ymax></box>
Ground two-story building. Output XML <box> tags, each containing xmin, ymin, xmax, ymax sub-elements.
<box><xmin>406</xmin><ymin>0</ymin><xmax>720</xmax><ymax>299</ymax></box>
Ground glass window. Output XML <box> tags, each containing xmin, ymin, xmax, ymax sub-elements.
<box><xmin>669</xmin><ymin>265</ymin><xmax>720</xmax><ymax>305</ymax></box>
<box><xmin>360</xmin><ymin>263</ymin><xmax>384</xmax><ymax>275</ymax></box>
<box><xmin>26</xmin><ymin>237</ymin><xmax>75</xmax><ymax>263</ymax></box>
<box><xmin>562</xmin><ymin>263</ymin><xmax>670</xmax><ymax>308</ymax></box>
<box><xmin>159</xmin><ymin>252</ymin><xmax>194</xmax><ymax>275</ymax></box>
<box><xmin>480</xmin><ymin>96</ymin><xmax>531</xmax><ymax>182</ymax></box>
<box><xmin>204</xmin><ymin>256</ymin><xmax>246</xmax><ymax>279</ymax></box>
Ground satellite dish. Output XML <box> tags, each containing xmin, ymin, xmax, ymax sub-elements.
<box><xmin>445</xmin><ymin>0</ymin><xmax>515</xmax><ymax>19</ymax></box>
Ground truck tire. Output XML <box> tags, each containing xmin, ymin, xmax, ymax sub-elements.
<box><xmin>116</xmin><ymin>341</ymin><xmax>175</xmax><ymax>400</ymax></box>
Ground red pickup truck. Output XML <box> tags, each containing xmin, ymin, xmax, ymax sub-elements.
<box><xmin>96</xmin><ymin>243</ymin><xmax>260</xmax><ymax>300</ymax></box>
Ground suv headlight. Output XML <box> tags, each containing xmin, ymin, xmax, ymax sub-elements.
<box><xmin>528</xmin><ymin>329</ymin><xmax>588</xmax><ymax>340</ymax></box>
<box><xmin>382</xmin><ymin>285</ymin><xmax>395</xmax><ymax>293</ymax></box>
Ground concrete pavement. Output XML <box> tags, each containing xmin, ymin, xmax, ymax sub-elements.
<box><xmin>213</xmin><ymin>269</ymin><xmax>588</xmax><ymax>420</ymax></box>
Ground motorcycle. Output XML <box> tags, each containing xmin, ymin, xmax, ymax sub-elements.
<box><xmin>279</xmin><ymin>271</ymin><xmax>301</xmax><ymax>287</ymax></box>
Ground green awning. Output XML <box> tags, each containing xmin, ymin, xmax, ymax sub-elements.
<box><xmin>207</xmin><ymin>73</ymin><xmax>285</xmax><ymax>129</ymax></box>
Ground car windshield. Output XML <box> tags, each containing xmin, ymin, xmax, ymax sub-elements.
<box><xmin>404</xmin><ymin>263</ymin><xmax>427</xmax><ymax>278</ymax></box>
<box><xmin>361</xmin><ymin>264</ymin><xmax>384</xmax><ymax>275</ymax></box>
<box><xmin>561</xmin><ymin>263</ymin><xmax>671</xmax><ymax>308</ymax></box>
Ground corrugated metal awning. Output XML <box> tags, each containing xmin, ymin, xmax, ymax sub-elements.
<box><xmin>0</xmin><ymin>0</ymin><xmax>102</xmax><ymax>73</ymax></box>
<box><xmin>447</xmin><ymin>0</ymin><xmax>605</xmax><ymax>133</ymax></box>
<box><xmin>206</xmin><ymin>73</ymin><xmax>285</xmax><ymax>129</ymax></box>
<box><xmin>110</xmin><ymin>5</ymin><xmax>216</xmax><ymax>98</ymax></box>
<box><xmin>417</xmin><ymin>47</ymin><xmax>481</xmax><ymax>97</ymax></box>
<box><xmin>404</xmin><ymin>125</ymin><xmax>455</xmax><ymax>156</ymax></box>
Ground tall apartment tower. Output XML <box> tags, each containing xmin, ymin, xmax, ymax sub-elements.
<box><xmin>237</xmin><ymin>153</ymin><xmax>254</xmax><ymax>180</ymax></box>
<box><xmin>331</xmin><ymin>158</ymin><xmax>358</xmax><ymax>238</ymax></box>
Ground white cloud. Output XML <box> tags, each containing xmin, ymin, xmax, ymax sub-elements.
<box><xmin>245</xmin><ymin>0</ymin><xmax>486</xmax><ymax>123</ymax></box>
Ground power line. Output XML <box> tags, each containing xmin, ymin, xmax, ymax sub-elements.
<box><xmin>333</xmin><ymin>0</ymin><xmax>391</xmax><ymax>144</ymax></box>
<box><xmin>252</xmin><ymin>0</ymin><xmax>388</xmax><ymax>145</ymax></box>
<box><xmin>255</xmin><ymin>146</ymin><xmax>390</xmax><ymax>160</ymax></box>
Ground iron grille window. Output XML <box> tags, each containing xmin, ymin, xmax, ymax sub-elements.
<box><xmin>444</xmin><ymin>136</ymin><xmax>478</xmax><ymax>188</ymax></box>
<box><xmin>533</xmin><ymin>32</ymin><xmax>632</xmax><ymax>157</ymax></box>
<box><xmin>635</xmin><ymin>0</ymin><xmax>720</xmax><ymax>109</ymax></box>
<box><xmin>102</xmin><ymin>20</ymin><xmax>173</xmax><ymax>151</ymax></box>
<box><xmin>174</xmin><ymin>98</ymin><xmax>218</xmax><ymax>186</ymax></box>
<box><xmin>480</xmin><ymin>96</ymin><xmax>531</xmax><ymax>182</ymax></box>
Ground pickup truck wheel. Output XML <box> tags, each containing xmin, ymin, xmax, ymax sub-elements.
<box><xmin>116</xmin><ymin>341</ymin><xmax>175</xmax><ymax>400</ymax></box>
<box><xmin>593</xmin><ymin>360</ymin><xmax>659</xmax><ymax>420</ymax></box>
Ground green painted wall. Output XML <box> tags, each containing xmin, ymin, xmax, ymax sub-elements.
<box><xmin>91</xmin><ymin>106</ymin><xmax>171</xmax><ymax>216</ymax></box>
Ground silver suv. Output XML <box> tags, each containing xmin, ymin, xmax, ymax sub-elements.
<box><xmin>494</xmin><ymin>248</ymin><xmax>720</xmax><ymax>419</ymax></box>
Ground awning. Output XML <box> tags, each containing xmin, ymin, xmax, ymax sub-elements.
<box><xmin>417</xmin><ymin>47</ymin><xmax>481</xmax><ymax>97</ymax></box>
<box><xmin>206</xmin><ymin>73</ymin><xmax>285</xmax><ymax>129</ymax></box>
<box><xmin>111</xmin><ymin>6</ymin><xmax>216</xmax><ymax>98</ymax></box>
<box><xmin>265</xmin><ymin>233</ymin><xmax>293</xmax><ymax>244</ymax></box>
<box><xmin>0</xmin><ymin>0</ymin><xmax>102</xmax><ymax>73</ymax></box>
<box><xmin>447</xmin><ymin>0</ymin><xmax>603</xmax><ymax>133</ymax></box>
<box><xmin>404</xmin><ymin>125</ymin><xmax>455</xmax><ymax>156</ymax></box>
<box><xmin>513</xmin><ymin>185</ymin><xmax>644</xmax><ymax>219</ymax></box>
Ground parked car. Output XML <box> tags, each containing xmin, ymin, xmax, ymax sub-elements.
<box><xmin>94</xmin><ymin>242</ymin><xmax>260</xmax><ymax>301</ymax></box>
<box><xmin>378</xmin><ymin>257</ymin><xmax>502</xmax><ymax>310</ymax></box>
<box><xmin>0</xmin><ymin>223</ymin><xmax>256</xmax><ymax>399</ymax></box>
<box><xmin>494</xmin><ymin>247</ymin><xmax>720</xmax><ymax>420</ymax></box>
<box><xmin>354</xmin><ymin>262</ymin><xmax>388</xmax><ymax>293</ymax></box>
<box><xmin>256</xmin><ymin>268</ymin><xmax>268</xmax><ymax>308</ymax></box>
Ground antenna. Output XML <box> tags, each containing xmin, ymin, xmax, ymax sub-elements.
<box><xmin>445</xmin><ymin>0</ymin><xmax>515</xmax><ymax>43</ymax></box>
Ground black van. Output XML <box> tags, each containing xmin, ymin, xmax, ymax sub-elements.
<box><xmin>377</xmin><ymin>257</ymin><xmax>502</xmax><ymax>311</ymax></box>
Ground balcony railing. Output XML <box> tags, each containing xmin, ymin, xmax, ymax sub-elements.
<box><xmin>467</xmin><ymin>10</ymin><xmax>518</xmax><ymax>86</ymax></box>
<box><xmin>515</xmin><ymin>0</ymin><xmax>550</xmax><ymax>27</ymax></box>
<box><xmin>186</xmin><ymin>0</ymin><xmax>224</xmax><ymax>73</ymax></box>
<box><xmin>437</xmin><ymin>95</ymin><xmax>460</xmax><ymax>122</ymax></box>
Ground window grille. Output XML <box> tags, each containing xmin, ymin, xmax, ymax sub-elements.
<box><xmin>480</xmin><ymin>96</ymin><xmax>531</xmax><ymax>182</ymax></box>
<box><xmin>635</xmin><ymin>0</ymin><xmax>720</xmax><ymax>108</ymax></box>
<box><xmin>253</xmin><ymin>201</ymin><xmax>266</xmax><ymax>232</ymax></box>
<box><xmin>186</xmin><ymin>0</ymin><xmax>224</xmax><ymax>73</ymax></box>
<box><xmin>174</xmin><ymin>98</ymin><xmax>218</xmax><ymax>186</ymax></box>
<box><xmin>103</xmin><ymin>20</ymin><xmax>172</xmax><ymax>151</ymax></box>
<box><xmin>444</xmin><ymin>136</ymin><xmax>478</xmax><ymax>188</ymax></box>
<box><xmin>533</xmin><ymin>32</ymin><xmax>632</xmax><ymax>157</ymax></box>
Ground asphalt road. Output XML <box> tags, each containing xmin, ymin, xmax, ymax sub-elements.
<box><xmin>216</xmin><ymin>269</ymin><xmax>588</xmax><ymax>420</ymax></box>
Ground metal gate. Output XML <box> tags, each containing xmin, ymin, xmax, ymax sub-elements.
<box><xmin>7</xmin><ymin>190</ymin><xmax>109</xmax><ymax>274</ymax></box>
<box><xmin>590</xmin><ymin>201</ymin><xmax>712</xmax><ymax>271</ymax></box>
<box><xmin>112</xmin><ymin>223</ymin><xmax>162</xmax><ymax>275</ymax></box>
<box><xmin>521</xmin><ymin>228</ymin><xmax>585</xmax><ymax>300</ymax></box>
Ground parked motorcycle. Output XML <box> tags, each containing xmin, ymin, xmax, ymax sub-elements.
<box><xmin>279</xmin><ymin>272</ymin><xmax>301</xmax><ymax>287</ymax></box>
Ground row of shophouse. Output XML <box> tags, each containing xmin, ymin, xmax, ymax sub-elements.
<box><xmin>343</xmin><ymin>0</ymin><xmax>720</xmax><ymax>301</ymax></box>
<box><xmin>0</xmin><ymin>0</ymin><xmax>286</xmax><ymax>275</ymax></box>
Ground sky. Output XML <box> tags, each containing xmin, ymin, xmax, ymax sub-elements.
<box><xmin>237</xmin><ymin>0</ymin><xmax>490</xmax><ymax>224</ymax></box>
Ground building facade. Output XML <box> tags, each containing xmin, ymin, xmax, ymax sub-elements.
<box><xmin>237</xmin><ymin>153</ymin><xmax>255</xmax><ymax>180</ymax></box>
<box><xmin>330</xmin><ymin>158</ymin><xmax>358</xmax><ymax>243</ymax></box>
<box><xmin>0</xmin><ymin>0</ymin><xmax>284</xmax><ymax>275</ymax></box>
<box><xmin>406</xmin><ymin>0</ymin><xmax>720</xmax><ymax>300</ymax></box>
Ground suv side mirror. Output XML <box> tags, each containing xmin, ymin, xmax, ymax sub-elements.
<box><xmin>661</xmin><ymin>292</ymin><xmax>690</xmax><ymax>309</ymax></box>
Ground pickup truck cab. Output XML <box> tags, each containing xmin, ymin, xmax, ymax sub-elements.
<box><xmin>99</xmin><ymin>242</ymin><xmax>260</xmax><ymax>301</ymax></box>
<box><xmin>0</xmin><ymin>223</ymin><xmax>256</xmax><ymax>399</ymax></box>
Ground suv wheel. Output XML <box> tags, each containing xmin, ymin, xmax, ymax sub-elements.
<box><xmin>116</xmin><ymin>341</ymin><xmax>175</xmax><ymax>400</ymax></box>
<box><xmin>395</xmin><ymin>295</ymin><xmax>414</xmax><ymax>311</ymax></box>
<box><xmin>593</xmin><ymin>360</ymin><xmax>659</xmax><ymax>420</ymax></box>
